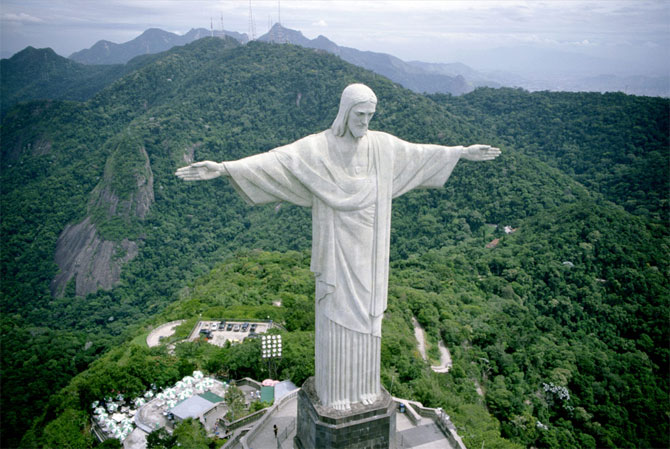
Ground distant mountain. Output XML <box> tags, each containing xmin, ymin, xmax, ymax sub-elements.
<box><xmin>64</xmin><ymin>24</ymin><xmax>486</xmax><ymax>96</ymax></box>
<box><xmin>69</xmin><ymin>27</ymin><xmax>248</xmax><ymax>64</ymax></box>
<box><xmin>517</xmin><ymin>73</ymin><xmax>670</xmax><ymax>98</ymax></box>
<box><xmin>464</xmin><ymin>45</ymin><xmax>623</xmax><ymax>77</ymax></box>
<box><xmin>258</xmin><ymin>23</ymin><xmax>487</xmax><ymax>96</ymax></box>
<box><xmin>0</xmin><ymin>47</ymin><xmax>126</xmax><ymax>116</ymax></box>
<box><xmin>1</xmin><ymin>36</ymin><xmax>243</xmax><ymax>116</ymax></box>
<box><xmin>64</xmin><ymin>23</ymin><xmax>667</xmax><ymax>98</ymax></box>
<box><xmin>407</xmin><ymin>60</ymin><xmax>502</xmax><ymax>89</ymax></box>
<box><xmin>456</xmin><ymin>45</ymin><xmax>670</xmax><ymax>97</ymax></box>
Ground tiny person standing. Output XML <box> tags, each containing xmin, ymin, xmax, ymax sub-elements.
<box><xmin>273</xmin><ymin>424</ymin><xmax>278</xmax><ymax>438</ymax></box>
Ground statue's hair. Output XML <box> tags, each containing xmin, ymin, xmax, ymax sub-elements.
<box><xmin>331</xmin><ymin>84</ymin><xmax>378</xmax><ymax>137</ymax></box>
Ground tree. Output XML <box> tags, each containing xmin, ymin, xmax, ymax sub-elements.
<box><xmin>146</xmin><ymin>428</ymin><xmax>176</xmax><ymax>449</ymax></box>
<box><xmin>41</xmin><ymin>408</ymin><xmax>93</xmax><ymax>449</ymax></box>
<box><xmin>97</xmin><ymin>438</ymin><xmax>123</xmax><ymax>449</ymax></box>
<box><xmin>225</xmin><ymin>385</ymin><xmax>246</xmax><ymax>422</ymax></box>
<box><xmin>173</xmin><ymin>418</ymin><xmax>209</xmax><ymax>449</ymax></box>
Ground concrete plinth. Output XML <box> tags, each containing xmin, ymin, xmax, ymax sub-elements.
<box><xmin>295</xmin><ymin>377</ymin><xmax>396</xmax><ymax>449</ymax></box>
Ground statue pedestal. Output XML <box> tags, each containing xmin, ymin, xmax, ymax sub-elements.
<box><xmin>295</xmin><ymin>377</ymin><xmax>396</xmax><ymax>449</ymax></box>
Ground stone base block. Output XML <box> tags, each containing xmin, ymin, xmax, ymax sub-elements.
<box><xmin>294</xmin><ymin>377</ymin><xmax>396</xmax><ymax>449</ymax></box>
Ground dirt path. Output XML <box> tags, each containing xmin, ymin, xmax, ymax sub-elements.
<box><xmin>146</xmin><ymin>320</ymin><xmax>185</xmax><ymax>347</ymax></box>
<box><xmin>412</xmin><ymin>316</ymin><xmax>428</xmax><ymax>360</ymax></box>
<box><xmin>432</xmin><ymin>339</ymin><xmax>453</xmax><ymax>373</ymax></box>
<box><xmin>411</xmin><ymin>316</ymin><xmax>452</xmax><ymax>373</ymax></box>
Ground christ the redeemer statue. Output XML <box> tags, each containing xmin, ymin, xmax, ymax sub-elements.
<box><xmin>176</xmin><ymin>84</ymin><xmax>500</xmax><ymax>411</ymax></box>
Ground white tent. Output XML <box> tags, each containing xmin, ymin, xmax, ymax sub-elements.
<box><xmin>178</xmin><ymin>389</ymin><xmax>193</xmax><ymax>400</ymax></box>
<box><xmin>164</xmin><ymin>388</ymin><xmax>176</xmax><ymax>399</ymax></box>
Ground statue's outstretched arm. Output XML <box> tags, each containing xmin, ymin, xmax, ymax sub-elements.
<box><xmin>461</xmin><ymin>144</ymin><xmax>501</xmax><ymax>161</ymax></box>
<box><xmin>175</xmin><ymin>161</ymin><xmax>228</xmax><ymax>181</ymax></box>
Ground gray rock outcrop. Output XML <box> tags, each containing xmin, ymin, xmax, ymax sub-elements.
<box><xmin>50</xmin><ymin>139</ymin><xmax>154</xmax><ymax>297</ymax></box>
<box><xmin>50</xmin><ymin>218</ymin><xmax>138</xmax><ymax>297</ymax></box>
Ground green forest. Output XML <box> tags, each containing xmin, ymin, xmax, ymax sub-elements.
<box><xmin>1</xmin><ymin>37</ymin><xmax>668</xmax><ymax>448</ymax></box>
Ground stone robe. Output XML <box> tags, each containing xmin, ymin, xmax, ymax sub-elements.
<box><xmin>224</xmin><ymin>129</ymin><xmax>461</xmax><ymax>407</ymax></box>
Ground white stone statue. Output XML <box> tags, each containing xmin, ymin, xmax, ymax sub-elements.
<box><xmin>176</xmin><ymin>84</ymin><xmax>500</xmax><ymax>411</ymax></box>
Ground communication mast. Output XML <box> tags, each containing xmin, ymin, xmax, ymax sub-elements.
<box><xmin>273</xmin><ymin>0</ymin><xmax>285</xmax><ymax>43</ymax></box>
<box><xmin>210</xmin><ymin>17</ymin><xmax>214</xmax><ymax>37</ymax></box>
<box><xmin>248</xmin><ymin>0</ymin><xmax>256</xmax><ymax>40</ymax></box>
<box><xmin>220</xmin><ymin>12</ymin><xmax>224</xmax><ymax>37</ymax></box>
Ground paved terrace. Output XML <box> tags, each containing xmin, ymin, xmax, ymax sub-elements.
<box><xmin>224</xmin><ymin>392</ymin><xmax>465</xmax><ymax>449</ymax></box>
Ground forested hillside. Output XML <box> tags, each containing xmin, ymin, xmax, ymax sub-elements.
<box><xmin>1</xmin><ymin>47</ymin><xmax>140</xmax><ymax>117</ymax></box>
<box><xmin>1</xmin><ymin>37</ymin><xmax>667</xmax><ymax>448</ymax></box>
<box><xmin>432</xmin><ymin>89</ymin><xmax>669</xmax><ymax>221</ymax></box>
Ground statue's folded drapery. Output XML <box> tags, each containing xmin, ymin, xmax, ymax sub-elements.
<box><xmin>225</xmin><ymin>129</ymin><xmax>461</xmax><ymax>407</ymax></box>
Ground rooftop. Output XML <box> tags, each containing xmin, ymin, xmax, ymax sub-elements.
<box><xmin>171</xmin><ymin>395</ymin><xmax>217</xmax><ymax>421</ymax></box>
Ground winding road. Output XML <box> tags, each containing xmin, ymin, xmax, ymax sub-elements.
<box><xmin>412</xmin><ymin>316</ymin><xmax>452</xmax><ymax>373</ymax></box>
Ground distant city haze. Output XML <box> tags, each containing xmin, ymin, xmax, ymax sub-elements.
<box><xmin>2</xmin><ymin>0</ymin><xmax>668</xmax><ymax>79</ymax></box>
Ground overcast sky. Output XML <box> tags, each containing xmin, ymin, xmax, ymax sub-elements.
<box><xmin>2</xmin><ymin>0</ymin><xmax>668</xmax><ymax>75</ymax></box>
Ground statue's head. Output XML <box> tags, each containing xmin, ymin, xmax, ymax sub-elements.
<box><xmin>331</xmin><ymin>83</ymin><xmax>377</xmax><ymax>138</ymax></box>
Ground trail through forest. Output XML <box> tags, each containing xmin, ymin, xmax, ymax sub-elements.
<box><xmin>412</xmin><ymin>316</ymin><xmax>452</xmax><ymax>373</ymax></box>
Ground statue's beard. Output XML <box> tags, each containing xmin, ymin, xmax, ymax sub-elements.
<box><xmin>349</xmin><ymin>125</ymin><xmax>368</xmax><ymax>138</ymax></box>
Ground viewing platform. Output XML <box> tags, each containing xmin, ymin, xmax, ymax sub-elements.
<box><xmin>222</xmin><ymin>390</ymin><xmax>466</xmax><ymax>449</ymax></box>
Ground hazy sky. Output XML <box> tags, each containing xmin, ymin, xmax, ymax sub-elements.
<box><xmin>2</xmin><ymin>0</ymin><xmax>668</xmax><ymax>75</ymax></box>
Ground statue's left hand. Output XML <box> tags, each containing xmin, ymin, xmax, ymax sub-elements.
<box><xmin>175</xmin><ymin>161</ymin><xmax>227</xmax><ymax>181</ymax></box>
<box><xmin>462</xmin><ymin>145</ymin><xmax>501</xmax><ymax>161</ymax></box>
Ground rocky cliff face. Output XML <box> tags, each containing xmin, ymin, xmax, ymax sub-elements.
<box><xmin>50</xmin><ymin>218</ymin><xmax>139</xmax><ymax>297</ymax></box>
<box><xmin>50</xmin><ymin>138</ymin><xmax>153</xmax><ymax>297</ymax></box>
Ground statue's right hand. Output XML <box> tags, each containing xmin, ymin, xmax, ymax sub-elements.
<box><xmin>175</xmin><ymin>161</ymin><xmax>227</xmax><ymax>181</ymax></box>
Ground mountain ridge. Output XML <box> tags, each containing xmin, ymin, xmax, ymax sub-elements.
<box><xmin>258</xmin><ymin>23</ymin><xmax>477</xmax><ymax>95</ymax></box>
<box><xmin>69</xmin><ymin>27</ymin><xmax>248</xmax><ymax>64</ymax></box>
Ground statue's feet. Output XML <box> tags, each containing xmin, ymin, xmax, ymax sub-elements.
<box><xmin>332</xmin><ymin>400</ymin><xmax>350</xmax><ymax>411</ymax></box>
<box><xmin>360</xmin><ymin>393</ymin><xmax>375</xmax><ymax>405</ymax></box>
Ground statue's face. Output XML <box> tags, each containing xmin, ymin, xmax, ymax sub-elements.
<box><xmin>346</xmin><ymin>101</ymin><xmax>376</xmax><ymax>138</ymax></box>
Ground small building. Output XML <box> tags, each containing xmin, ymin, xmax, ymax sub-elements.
<box><xmin>170</xmin><ymin>392</ymin><xmax>225</xmax><ymax>431</ymax></box>
<box><xmin>260</xmin><ymin>386</ymin><xmax>275</xmax><ymax>404</ymax></box>
<box><xmin>504</xmin><ymin>226</ymin><xmax>518</xmax><ymax>234</ymax></box>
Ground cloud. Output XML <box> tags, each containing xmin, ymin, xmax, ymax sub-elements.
<box><xmin>643</xmin><ymin>41</ymin><xmax>660</xmax><ymax>49</ymax></box>
<box><xmin>2</xmin><ymin>12</ymin><xmax>44</xmax><ymax>24</ymax></box>
<box><xmin>312</xmin><ymin>19</ymin><xmax>327</xmax><ymax>27</ymax></box>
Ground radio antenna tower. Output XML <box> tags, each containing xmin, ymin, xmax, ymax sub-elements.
<box><xmin>248</xmin><ymin>0</ymin><xmax>256</xmax><ymax>40</ymax></box>
<box><xmin>210</xmin><ymin>17</ymin><xmax>214</xmax><ymax>37</ymax></box>
<box><xmin>220</xmin><ymin>12</ymin><xmax>224</xmax><ymax>37</ymax></box>
<box><xmin>273</xmin><ymin>0</ymin><xmax>285</xmax><ymax>43</ymax></box>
